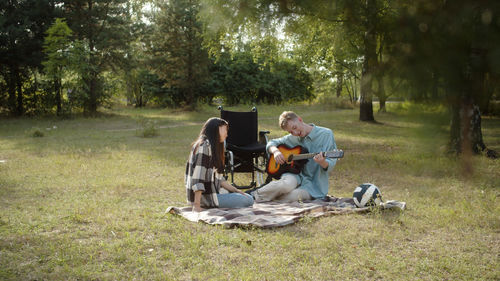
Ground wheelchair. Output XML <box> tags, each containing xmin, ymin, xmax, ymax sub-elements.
<box><xmin>218</xmin><ymin>106</ymin><xmax>271</xmax><ymax>189</ymax></box>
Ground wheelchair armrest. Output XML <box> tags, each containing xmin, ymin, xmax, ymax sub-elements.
<box><xmin>259</xmin><ymin>131</ymin><xmax>270</xmax><ymax>144</ymax></box>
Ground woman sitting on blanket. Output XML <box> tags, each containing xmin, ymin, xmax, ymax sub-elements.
<box><xmin>185</xmin><ymin>117</ymin><xmax>254</xmax><ymax>212</ymax></box>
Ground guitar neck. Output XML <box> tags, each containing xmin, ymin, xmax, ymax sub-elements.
<box><xmin>288</xmin><ymin>150</ymin><xmax>344</xmax><ymax>161</ymax></box>
<box><xmin>290</xmin><ymin>153</ymin><xmax>318</xmax><ymax>161</ymax></box>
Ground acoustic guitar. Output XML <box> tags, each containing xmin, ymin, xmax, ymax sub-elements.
<box><xmin>266</xmin><ymin>144</ymin><xmax>344</xmax><ymax>179</ymax></box>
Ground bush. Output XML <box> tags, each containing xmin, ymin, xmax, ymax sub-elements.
<box><xmin>137</xmin><ymin>119</ymin><xmax>159</xmax><ymax>138</ymax></box>
<box><xmin>487</xmin><ymin>101</ymin><xmax>500</xmax><ymax>116</ymax></box>
<box><xmin>30</xmin><ymin>128</ymin><xmax>45</xmax><ymax>138</ymax></box>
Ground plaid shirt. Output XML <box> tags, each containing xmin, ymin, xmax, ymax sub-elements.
<box><xmin>185</xmin><ymin>139</ymin><xmax>223</xmax><ymax>208</ymax></box>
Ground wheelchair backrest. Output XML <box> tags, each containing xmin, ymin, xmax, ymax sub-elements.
<box><xmin>220</xmin><ymin>109</ymin><xmax>258</xmax><ymax>147</ymax></box>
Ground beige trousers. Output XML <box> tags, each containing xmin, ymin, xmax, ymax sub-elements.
<box><xmin>254</xmin><ymin>173</ymin><xmax>312</xmax><ymax>203</ymax></box>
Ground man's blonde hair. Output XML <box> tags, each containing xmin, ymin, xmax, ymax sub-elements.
<box><xmin>279</xmin><ymin>111</ymin><xmax>299</xmax><ymax>129</ymax></box>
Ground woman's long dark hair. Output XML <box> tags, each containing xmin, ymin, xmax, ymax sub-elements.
<box><xmin>192</xmin><ymin>117</ymin><xmax>228</xmax><ymax>173</ymax></box>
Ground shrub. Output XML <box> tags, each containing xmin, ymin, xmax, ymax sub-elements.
<box><xmin>30</xmin><ymin>128</ymin><xmax>45</xmax><ymax>138</ymax></box>
<box><xmin>487</xmin><ymin>101</ymin><xmax>500</xmax><ymax>117</ymax></box>
<box><xmin>137</xmin><ymin>119</ymin><xmax>159</xmax><ymax>138</ymax></box>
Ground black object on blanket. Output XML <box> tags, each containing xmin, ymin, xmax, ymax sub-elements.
<box><xmin>166</xmin><ymin>196</ymin><xmax>406</xmax><ymax>228</ymax></box>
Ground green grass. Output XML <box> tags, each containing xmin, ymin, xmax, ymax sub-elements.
<box><xmin>0</xmin><ymin>103</ymin><xmax>499</xmax><ymax>280</ymax></box>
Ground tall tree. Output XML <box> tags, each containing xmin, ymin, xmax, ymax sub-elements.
<box><xmin>286</xmin><ymin>15</ymin><xmax>361</xmax><ymax>104</ymax></box>
<box><xmin>149</xmin><ymin>0</ymin><xmax>210</xmax><ymax>108</ymax></box>
<box><xmin>42</xmin><ymin>18</ymin><xmax>73</xmax><ymax>115</ymax></box>
<box><xmin>62</xmin><ymin>0</ymin><xmax>131</xmax><ymax>115</ymax></box>
<box><xmin>120</xmin><ymin>0</ymin><xmax>154</xmax><ymax>107</ymax></box>
<box><xmin>201</xmin><ymin>0</ymin><xmax>398</xmax><ymax>122</ymax></box>
<box><xmin>394</xmin><ymin>0</ymin><xmax>500</xmax><ymax>157</ymax></box>
<box><xmin>0</xmin><ymin>0</ymin><xmax>59</xmax><ymax>116</ymax></box>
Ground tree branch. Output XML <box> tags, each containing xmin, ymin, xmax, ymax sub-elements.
<box><xmin>278</xmin><ymin>4</ymin><xmax>346</xmax><ymax>24</ymax></box>
<box><xmin>335</xmin><ymin>59</ymin><xmax>360</xmax><ymax>79</ymax></box>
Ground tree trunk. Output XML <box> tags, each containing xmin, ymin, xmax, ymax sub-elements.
<box><xmin>32</xmin><ymin>70</ymin><xmax>39</xmax><ymax>111</ymax></box>
<box><xmin>449</xmin><ymin>48</ymin><xmax>498</xmax><ymax>159</ymax></box>
<box><xmin>353</xmin><ymin>77</ymin><xmax>358</xmax><ymax>102</ymax></box>
<box><xmin>346</xmin><ymin>78</ymin><xmax>353</xmax><ymax>103</ymax></box>
<box><xmin>346</xmin><ymin>76</ymin><xmax>358</xmax><ymax>104</ymax></box>
<box><xmin>336</xmin><ymin>72</ymin><xmax>343</xmax><ymax>98</ymax></box>
<box><xmin>479</xmin><ymin>73</ymin><xmax>495</xmax><ymax>116</ymax></box>
<box><xmin>449</xmin><ymin>100</ymin><xmax>461</xmax><ymax>154</ymax></box>
<box><xmin>89</xmin><ymin>75</ymin><xmax>98</xmax><ymax>114</ymax></box>
<box><xmin>359</xmin><ymin>40</ymin><xmax>376</xmax><ymax>121</ymax></box>
<box><xmin>378</xmin><ymin>98</ymin><xmax>386</xmax><ymax>113</ymax></box>
<box><xmin>136</xmin><ymin>94</ymin><xmax>143</xmax><ymax>108</ymax></box>
<box><xmin>449</xmin><ymin>100</ymin><xmax>496</xmax><ymax>159</ymax></box>
<box><xmin>83</xmin><ymin>72</ymin><xmax>98</xmax><ymax>116</ymax></box>
<box><xmin>16</xmin><ymin>70</ymin><xmax>23</xmax><ymax>116</ymax></box>
<box><xmin>470</xmin><ymin>105</ymin><xmax>486</xmax><ymax>154</ymax></box>
<box><xmin>55</xmin><ymin>77</ymin><xmax>62</xmax><ymax>116</ymax></box>
<box><xmin>85</xmin><ymin>47</ymin><xmax>99</xmax><ymax>115</ymax></box>
<box><xmin>359</xmin><ymin>0</ymin><xmax>376</xmax><ymax>122</ymax></box>
<box><xmin>377</xmin><ymin>75</ymin><xmax>387</xmax><ymax>113</ymax></box>
<box><xmin>431</xmin><ymin>70</ymin><xmax>439</xmax><ymax>100</ymax></box>
<box><xmin>7</xmin><ymin>68</ymin><xmax>16</xmax><ymax>115</ymax></box>
<box><xmin>85</xmin><ymin>0</ymin><xmax>98</xmax><ymax>116</ymax></box>
<box><xmin>185</xmin><ymin>48</ymin><xmax>196</xmax><ymax>109</ymax></box>
<box><xmin>449</xmin><ymin>100</ymin><xmax>479</xmax><ymax>153</ymax></box>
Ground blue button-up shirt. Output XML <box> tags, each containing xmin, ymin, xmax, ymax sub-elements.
<box><xmin>266</xmin><ymin>124</ymin><xmax>337</xmax><ymax>199</ymax></box>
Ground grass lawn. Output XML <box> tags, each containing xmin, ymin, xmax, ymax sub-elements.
<box><xmin>0</xmin><ymin>103</ymin><xmax>499</xmax><ymax>280</ymax></box>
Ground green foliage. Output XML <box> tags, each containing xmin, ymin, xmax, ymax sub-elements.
<box><xmin>0</xmin><ymin>0</ymin><xmax>59</xmax><ymax>116</ymax></box>
<box><xmin>206</xmin><ymin>51</ymin><xmax>314</xmax><ymax>105</ymax></box>
<box><xmin>392</xmin><ymin>0</ymin><xmax>500</xmax><ymax>105</ymax></box>
<box><xmin>42</xmin><ymin>18</ymin><xmax>73</xmax><ymax>74</ymax></box>
<box><xmin>42</xmin><ymin>18</ymin><xmax>74</xmax><ymax>115</ymax></box>
<box><xmin>29</xmin><ymin>127</ymin><xmax>45</xmax><ymax>138</ymax></box>
<box><xmin>488</xmin><ymin>101</ymin><xmax>500</xmax><ymax>117</ymax></box>
<box><xmin>200</xmin><ymin>0</ymin><xmax>500</xmax><ymax>153</ymax></box>
<box><xmin>390</xmin><ymin>0</ymin><xmax>500</xmax><ymax>152</ymax></box>
<box><xmin>119</xmin><ymin>1</ymin><xmax>156</xmax><ymax>108</ymax></box>
<box><xmin>122</xmin><ymin>68</ymin><xmax>163</xmax><ymax>107</ymax></box>
<box><xmin>287</xmin><ymin>13</ymin><xmax>362</xmax><ymax>101</ymax></box>
<box><xmin>2</xmin><ymin>0</ymin><xmax>498</xmax><ymax>155</ymax></box>
<box><xmin>136</xmin><ymin>119</ymin><xmax>159</xmax><ymax>138</ymax></box>
<box><xmin>200</xmin><ymin>0</ymin><xmax>399</xmax><ymax>121</ymax></box>
<box><xmin>62</xmin><ymin>0</ymin><xmax>133</xmax><ymax>115</ymax></box>
<box><xmin>267</xmin><ymin>59</ymin><xmax>314</xmax><ymax>103</ymax></box>
<box><xmin>149</xmin><ymin>0</ymin><xmax>210</xmax><ymax>108</ymax></box>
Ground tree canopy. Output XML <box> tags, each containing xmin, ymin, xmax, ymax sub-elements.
<box><xmin>0</xmin><ymin>0</ymin><xmax>499</xmax><ymax>156</ymax></box>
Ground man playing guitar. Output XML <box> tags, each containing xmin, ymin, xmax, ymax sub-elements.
<box><xmin>247</xmin><ymin>111</ymin><xmax>338</xmax><ymax>202</ymax></box>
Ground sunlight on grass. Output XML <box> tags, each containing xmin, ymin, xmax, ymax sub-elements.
<box><xmin>0</xmin><ymin>104</ymin><xmax>499</xmax><ymax>280</ymax></box>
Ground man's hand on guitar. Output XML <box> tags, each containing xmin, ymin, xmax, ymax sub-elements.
<box><xmin>273</xmin><ymin>150</ymin><xmax>286</xmax><ymax>164</ymax></box>
<box><xmin>313</xmin><ymin>152</ymin><xmax>329</xmax><ymax>169</ymax></box>
<box><xmin>266</xmin><ymin>144</ymin><xmax>343</xmax><ymax>179</ymax></box>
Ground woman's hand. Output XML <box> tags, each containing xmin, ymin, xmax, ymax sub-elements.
<box><xmin>236</xmin><ymin>189</ymin><xmax>249</xmax><ymax>196</ymax></box>
<box><xmin>221</xmin><ymin>180</ymin><xmax>237</xmax><ymax>193</ymax></box>
<box><xmin>221</xmin><ymin>180</ymin><xmax>249</xmax><ymax>195</ymax></box>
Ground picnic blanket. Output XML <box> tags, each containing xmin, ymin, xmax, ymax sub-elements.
<box><xmin>166</xmin><ymin>196</ymin><xmax>406</xmax><ymax>228</ymax></box>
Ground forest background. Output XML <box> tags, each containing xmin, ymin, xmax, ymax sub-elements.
<box><xmin>1</xmin><ymin>0</ymin><xmax>500</xmax><ymax>155</ymax></box>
